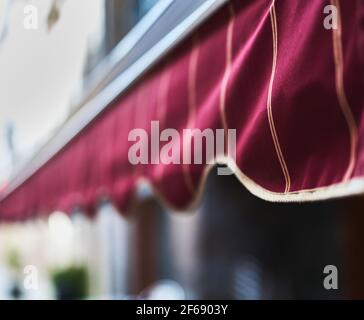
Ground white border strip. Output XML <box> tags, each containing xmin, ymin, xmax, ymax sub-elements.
<box><xmin>83</xmin><ymin>0</ymin><xmax>174</xmax><ymax>98</ymax></box>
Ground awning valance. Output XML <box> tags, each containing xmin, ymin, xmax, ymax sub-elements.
<box><xmin>0</xmin><ymin>0</ymin><xmax>363</xmax><ymax>221</ymax></box>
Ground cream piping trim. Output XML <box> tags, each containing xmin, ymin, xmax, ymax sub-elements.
<box><xmin>331</xmin><ymin>0</ymin><xmax>358</xmax><ymax>181</ymax></box>
<box><xmin>183</xmin><ymin>35</ymin><xmax>201</xmax><ymax>194</ymax></box>
<box><xmin>135</xmin><ymin>155</ymin><xmax>364</xmax><ymax>213</ymax></box>
<box><xmin>219</xmin><ymin>1</ymin><xmax>235</xmax><ymax>151</ymax></box>
<box><xmin>155</xmin><ymin>65</ymin><xmax>172</xmax><ymax>181</ymax></box>
<box><xmin>268</xmin><ymin>2</ymin><xmax>291</xmax><ymax>193</ymax></box>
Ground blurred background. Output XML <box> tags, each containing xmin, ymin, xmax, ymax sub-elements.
<box><xmin>0</xmin><ymin>0</ymin><xmax>363</xmax><ymax>300</ymax></box>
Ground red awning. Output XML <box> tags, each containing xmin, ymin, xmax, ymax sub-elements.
<box><xmin>0</xmin><ymin>0</ymin><xmax>364</xmax><ymax>221</ymax></box>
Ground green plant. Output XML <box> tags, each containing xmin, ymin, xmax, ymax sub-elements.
<box><xmin>6</xmin><ymin>248</ymin><xmax>21</xmax><ymax>272</ymax></box>
<box><xmin>51</xmin><ymin>265</ymin><xmax>89</xmax><ymax>300</ymax></box>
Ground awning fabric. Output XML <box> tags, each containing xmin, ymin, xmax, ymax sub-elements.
<box><xmin>1</xmin><ymin>0</ymin><xmax>364</xmax><ymax>220</ymax></box>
